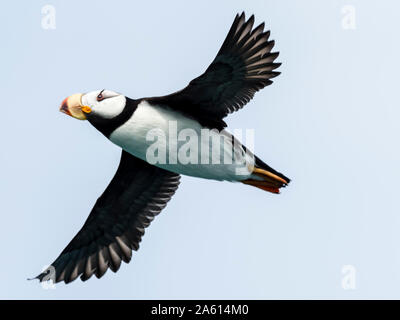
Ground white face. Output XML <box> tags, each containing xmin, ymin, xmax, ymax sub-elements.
<box><xmin>81</xmin><ymin>89</ymin><xmax>126</xmax><ymax>119</ymax></box>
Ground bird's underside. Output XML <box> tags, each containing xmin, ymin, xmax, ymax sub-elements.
<box><xmin>35</xmin><ymin>12</ymin><xmax>290</xmax><ymax>284</ymax></box>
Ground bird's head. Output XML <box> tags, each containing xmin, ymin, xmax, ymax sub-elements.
<box><xmin>60</xmin><ymin>89</ymin><xmax>126</xmax><ymax>121</ymax></box>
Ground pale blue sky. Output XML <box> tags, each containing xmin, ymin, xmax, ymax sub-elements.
<box><xmin>1</xmin><ymin>0</ymin><xmax>399</xmax><ymax>299</ymax></box>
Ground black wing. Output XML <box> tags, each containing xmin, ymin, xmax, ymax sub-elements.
<box><xmin>149</xmin><ymin>12</ymin><xmax>281</xmax><ymax>130</ymax></box>
<box><xmin>35</xmin><ymin>151</ymin><xmax>180</xmax><ymax>284</ymax></box>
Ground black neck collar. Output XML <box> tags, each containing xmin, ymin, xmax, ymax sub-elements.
<box><xmin>87</xmin><ymin>97</ymin><xmax>140</xmax><ymax>138</ymax></box>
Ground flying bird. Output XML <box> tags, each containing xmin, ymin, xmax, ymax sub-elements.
<box><xmin>35</xmin><ymin>12</ymin><xmax>290</xmax><ymax>284</ymax></box>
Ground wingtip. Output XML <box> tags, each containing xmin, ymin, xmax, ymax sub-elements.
<box><xmin>27</xmin><ymin>276</ymin><xmax>38</xmax><ymax>281</ymax></box>
<box><xmin>270</xmin><ymin>71</ymin><xmax>281</xmax><ymax>79</ymax></box>
<box><xmin>273</xmin><ymin>51</ymin><xmax>280</xmax><ymax>58</ymax></box>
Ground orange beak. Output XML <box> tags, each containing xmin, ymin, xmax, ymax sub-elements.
<box><xmin>59</xmin><ymin>93</ymin><xmax>91</xmax><ymax>120</ymax></box>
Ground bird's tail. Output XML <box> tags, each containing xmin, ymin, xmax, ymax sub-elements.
<box><xmin>241</xmin><ymin>157</ymin><xmax>290</xmax><ymax>194</ymax></box>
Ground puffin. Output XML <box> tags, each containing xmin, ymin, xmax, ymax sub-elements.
<box><xmin>34</xmin><ymin>12</ymin><xmax>290</xmax><ymax>284</ymax></box>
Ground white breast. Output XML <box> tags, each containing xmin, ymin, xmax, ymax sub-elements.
<box><xmin>109</xmin><ymin>100</ymin><xmax>254</xmax><ymax>181</ymax></box>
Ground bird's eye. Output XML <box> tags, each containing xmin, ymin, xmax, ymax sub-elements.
<box><xmin>97</xmin><ymin>90</ymin><xmax>105</xmax><ymax>102</ymax></box>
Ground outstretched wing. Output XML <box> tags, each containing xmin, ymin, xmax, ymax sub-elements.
<box><xmin>35</xmin><ymin>151</ymin><xmax>180</xmax><ymax>284</ymax></box>
<box><xmin>149</xmin><ymin>12</ymin><xmax>281</xmax><ymax>130</ymax></box>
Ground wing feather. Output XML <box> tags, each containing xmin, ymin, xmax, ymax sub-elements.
<box><xmin>34</xmin><ymin>151</ymin><xmax>180</xmax><ymax>284</ymax></box>
<box><xmin>148</xmin><ymin>12</ymin><xmax>281</xmax><ymax>130</ymax></box>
